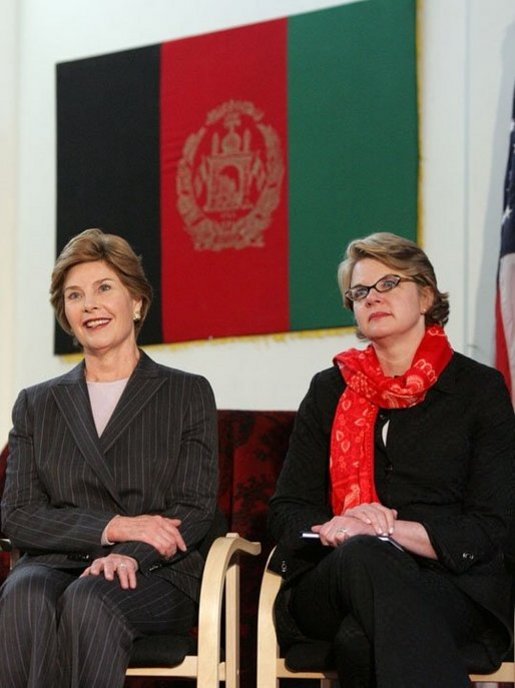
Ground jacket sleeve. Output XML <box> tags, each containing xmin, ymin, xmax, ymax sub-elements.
<box><xmin>2</xmin><ymin>389</ymin><xmax>114</xmax><ymax>552</ymax></box>
<box><xmin>420</xmin><ymin>368</ymin><xmax>515</xmax><ymax>574</ymax></box>
<box><xmin>268</xmin><ymin>368</ymin><xmax>341</xmax><ymax>550</ymax></box>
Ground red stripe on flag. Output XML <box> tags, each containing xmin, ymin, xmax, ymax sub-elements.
<box><xmin>160</xmin><ymin>20</ymin><xmax>289</xmax><ymax>342</ymax></box>
<box><xmin>495</xmin><ymin>288</ymin><xmax>511</xmax><ymax>396</ymax></box>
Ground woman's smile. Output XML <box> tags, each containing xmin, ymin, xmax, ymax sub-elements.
<box><xmin>82</xmin><ymin>317</ymin><xmax>112</xmax><ymax>329</ymax></box>
<box><xmin>63</xmin><ymin>260</ymin><xmax>141</xmax><ymax>357</ymax></box>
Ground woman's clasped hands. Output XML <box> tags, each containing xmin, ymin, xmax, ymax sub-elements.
<box><xmin>311</xmin><ymin>502</ymin><xmax>398</xmax><ymax>547</ymax></box>
<box><xmin>106</xmin><ymin>514</ymin><xmax>187</xmax><ymax>559</ymax></box>
<box><xmin>81</xmin><ymin>514</ymin><xmax>187</xmax><ymax>588</ymax></box>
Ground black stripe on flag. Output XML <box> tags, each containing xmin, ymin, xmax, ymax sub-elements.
<box><xmin>56</xmin><ymin>44</ymin><xmax>162</xmax><ymax>354</ymax></box>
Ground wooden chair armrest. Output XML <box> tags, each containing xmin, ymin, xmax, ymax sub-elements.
<box><xmin>197</xmin><ymin>533</ymin><xmax>261</xmax><ymax>688</ymax></box>
<box><xmin>257</xmin><ymin>546</ymin><xmax>283</xmax><ymax>688</ymax></box>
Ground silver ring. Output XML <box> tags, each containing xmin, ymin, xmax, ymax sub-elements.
<box><xmin>336</xmin><ymin>528</ymin><xmax>348</xmax><ymax>536</ymax></box>
<box><xmin>118</xmin><ymin>564</ymin><xmax>128</xmax><ymax>568</ymax></box>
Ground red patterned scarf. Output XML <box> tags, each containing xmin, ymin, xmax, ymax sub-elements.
<box><xmin>330</xmin><ymin>326</ymin><xmax>453</xmax><ymax>515</ymax></box>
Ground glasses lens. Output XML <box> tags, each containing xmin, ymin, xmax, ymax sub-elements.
<box><xmin>376</xmin><ymin>275</ymin><xmax>401</xmax><ymax>293</ymax></box>
<box><xmin>348</xmin><ymin>286</ymin><xmax>369</xmax><ymax>302</ymax></box>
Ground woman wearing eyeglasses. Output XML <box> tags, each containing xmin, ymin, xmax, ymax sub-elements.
<box><xmin>269</xmin><ymin>232</ymin><xmax>515</xmax><ymax>688</ymax></box>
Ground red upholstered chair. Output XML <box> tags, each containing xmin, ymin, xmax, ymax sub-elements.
<box><xmin>214</xmin><ymin>410</ymin><xmax>296</xmax><ymax>688</ymax></box>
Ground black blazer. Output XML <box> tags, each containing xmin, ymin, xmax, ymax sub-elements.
<box><xmin>269</xmin><ymin>352</ymin><xmax>515</xmax><ymax>669</ymax></box>
<box><xmin>2</xmin><ymin>351</ymin><xmax>218</xmax><ymax>601</ymax></box>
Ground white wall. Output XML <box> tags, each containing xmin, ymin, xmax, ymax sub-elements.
<box><xmin>2</xmin><ymin>0</ymin><xmax>515</xmax><ymax>442</ymax></box>
<box><xmin>0</xmin><ymin>0</ymin><xmax>18</xmax><ymax>444</ymax></box>
<box><xmin>466</xmin><ymin>0</ymin><xmax>515</xmax><ymax>362</ymax></box>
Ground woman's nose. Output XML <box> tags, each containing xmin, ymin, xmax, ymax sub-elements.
<box><xmin>83</xmin><ymin>297</ymin><xmax>98</xmax><ymax>312</ymax></box>
<box><xmin>364</xmin><ymin>288</ymin><xmax>382</xmax><ymax>305</ymax></box>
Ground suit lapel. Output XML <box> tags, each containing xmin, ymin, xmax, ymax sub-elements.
<box><xmin>50</xmin><ymin>353</ymin><xmax>167</xmax><ymax>509</ymax></box>
<box><xmin>387</xmin><ymin>354</ymin><xmax>457</xmax><ymax>455</ymax></box>
<box><xmin>51</xmin><ymin>362</ymin><xmax>126</xmax><ymax>511</ymax></box>
<box><xmin>99</xmin><ymin>352</ymin><xmax>167</xmax><ymax>454</ymax></box>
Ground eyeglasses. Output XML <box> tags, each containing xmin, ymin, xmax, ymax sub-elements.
<box><xmin>345</xmin><ymin>274</ymin><xmax>416</xmax><ymax>303</ymax></box>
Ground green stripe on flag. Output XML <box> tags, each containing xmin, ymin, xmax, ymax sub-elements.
<box><xmin>288</xmin><ymin>0</ymin><xmax>418</xmax><ymax>331</ymax></box>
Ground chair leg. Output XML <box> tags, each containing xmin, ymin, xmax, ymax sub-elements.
<box><xmin>256</xmin><ymin>658</ymin><xmax>280</xmax><ymax>688</ymax></box>
<box><xmin>224</xmin><ymin>557</ymin><xmax>240</xmax><ymax>688</ymax></box>
<box><xmin>256</xmin><ymin>566</ymin><xmax>282</xmax><ymax>688</ymax></box>
<box><xmin>197</xmin><ymin>535</ymin><xmax>261</xmax><ymax>688</ymax></box>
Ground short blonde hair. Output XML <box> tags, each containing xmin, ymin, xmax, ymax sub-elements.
<box><xmin>50</xmin><ymin>228</ymin><xmax>152</xmax><ymax>336</ymax></box>
<box><xmin>337</xmin><ymin>232</ymin><xmax>449</xmax><ymax>327</ymax></box>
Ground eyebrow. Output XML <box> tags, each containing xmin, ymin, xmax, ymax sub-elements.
<box><xmin>350</xmin><ymin>274</ymin><xmax>393</xmax><ymax>288</ymax></box>
<box><xmin>63</xmin><ymin>277</ymin><xmax>116</xmax><ymax>292</ymax></box>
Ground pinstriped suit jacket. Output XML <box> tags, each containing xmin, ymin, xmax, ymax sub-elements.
<box><xmin>1</xmin><ymin>351</ymin><xmax>218</xmax><ymax>601</ymax></box>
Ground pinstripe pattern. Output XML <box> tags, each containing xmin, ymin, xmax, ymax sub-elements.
<box><xmin>0</xmin><ymin>564</ymin><xmax>196</xmax><ymax>688</ymax></box>
<box><xmin>0</xmin><ymin>351</ymin><xmax>217</xmax><ymax>687</ymax></box>
<box><xmin>0</xmin><ymin>565</ymin><xmax>70</xmax><ymax>686</ymax></box>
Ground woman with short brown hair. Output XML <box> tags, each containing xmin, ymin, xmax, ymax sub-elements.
<box><xmin>0</xmin><ymin>228</ymin><xmax>218</xmax><ymax>688</ymax></box>
<box><xmin>270</xmin><ymin>231</ymin><xmax>514</xmax><ymax>688</ymax></box>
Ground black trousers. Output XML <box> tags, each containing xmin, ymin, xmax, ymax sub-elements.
<box><xmin>290</xmin><ymin>535</ymin><xmax>487</xmax><ymax>688</ymax></box>
<box><xmin>0</xmin><ymin>562</ymin><xmax>196</xmax><ymax>688</ymax></box>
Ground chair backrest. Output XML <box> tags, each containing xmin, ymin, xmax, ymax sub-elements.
<box><xmin>216</xmin><ymin>409</ymin><xmax>296</xmax><ymax>688</ymax></box>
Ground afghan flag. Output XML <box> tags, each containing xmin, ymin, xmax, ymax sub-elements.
<box><xmin>56</xmin><ymin>0</ymin><xmax>418</xmax><ymax>354</ymax></box>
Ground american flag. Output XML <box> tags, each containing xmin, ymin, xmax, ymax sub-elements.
<box><xmin>496</xmin><ymin>88</ymin><xmax>515</xmax><ymax>405</ymax></box>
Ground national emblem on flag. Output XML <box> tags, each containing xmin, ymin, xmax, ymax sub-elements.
<box><xmin>176</xmin><ymin>100</ymin><xmax>284</xmax><ymax>252</ymax></box>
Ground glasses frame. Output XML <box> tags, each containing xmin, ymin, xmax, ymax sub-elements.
<box><xmin>345</xmin><ymin>274</ymin><xmax>417</xmax><ymax>303</ymax></box>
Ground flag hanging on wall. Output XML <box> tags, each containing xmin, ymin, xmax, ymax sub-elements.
<box><xmin>56</xmin><ymin>0</ymin><xmax>418</xmax><ymax>354</ymax></box>
<box><xmin>495</xmin><ymin>86</ymin><xmax>515</xmax><ymax>404</ymax></box>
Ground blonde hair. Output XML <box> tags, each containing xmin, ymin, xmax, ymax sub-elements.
<box><xmin>50</xmin><ymin>228</ymin><xmax>152</xmax><ymax>336</ymax></box>
<box><xmin>337</xmin><ymin>232</ymin><xmax>449</xmax><ymax>328</ymax></box>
